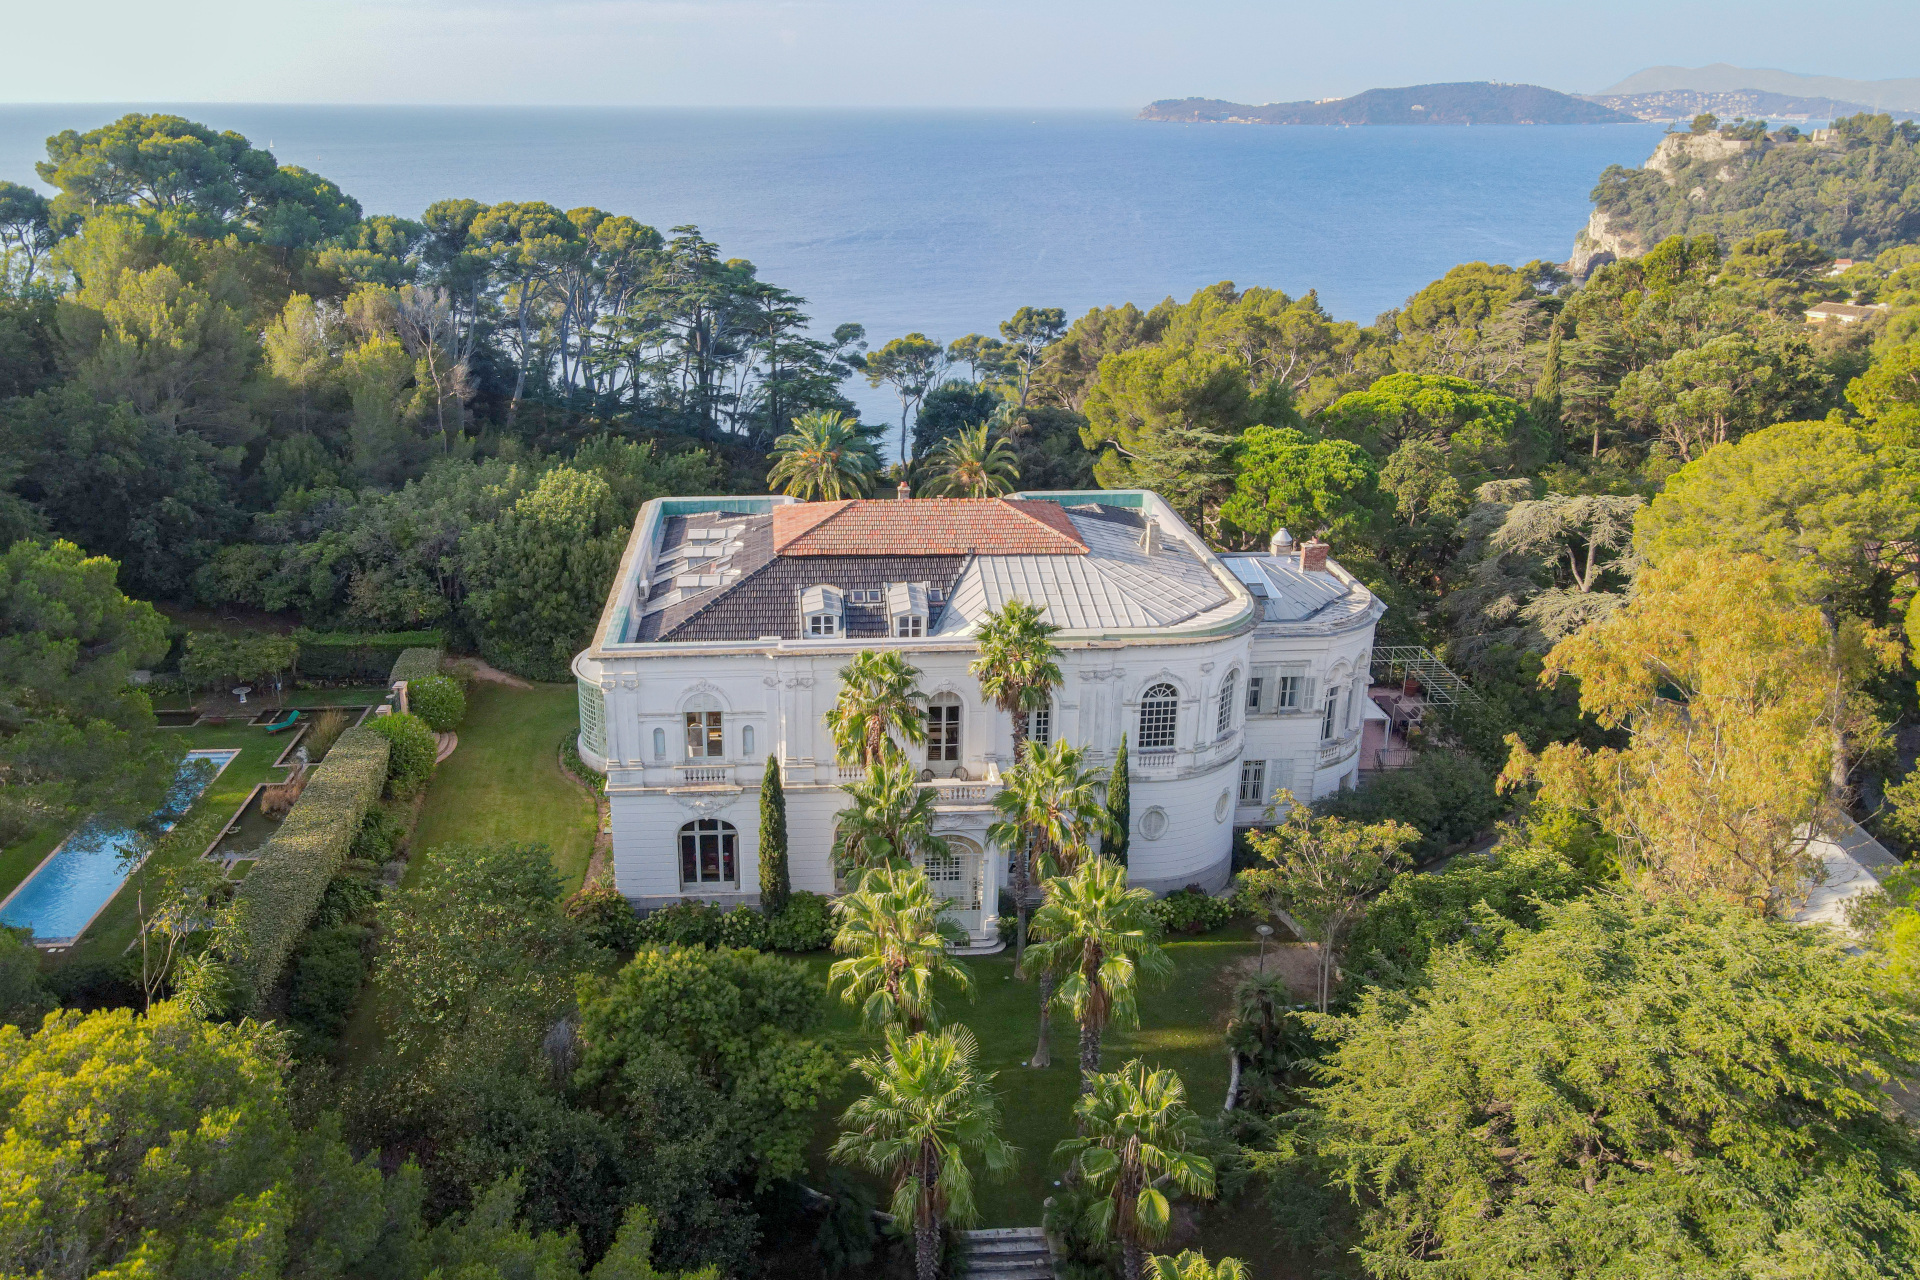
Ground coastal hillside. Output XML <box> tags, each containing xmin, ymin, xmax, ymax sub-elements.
<box><xmin>1587</xmin><ymin>88</ymin><xmax>1920</xmax><ymax>124</ymax></box>
<box><xmin>1569</xmin><ymin>111</ymin><xmax>1920</xmax><ymax>271</ymax></box>
<box><xmin>1140</xmin><ymin>82</ymin><xmax>1637</xmax><ymax>126</ymax></box>
<box><xmin>1601</xmin><ymin>64</ymin><xmax>1920</xmax><ymax>113</ymax></box>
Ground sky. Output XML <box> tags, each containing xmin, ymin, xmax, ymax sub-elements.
<box><xmin>6</xmin><ymin>0</ymin><xmax>1919</xmax><ymax>108</ymax></box>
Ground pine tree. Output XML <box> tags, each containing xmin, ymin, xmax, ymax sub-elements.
<box><xmin>760</xmin><ymin>755</ymin><xmax>790</xmax><ymax>914</ymax></box>
<box><xmin>1105</xmin><ymin>734</ymin><xmax>1130</xmax><ymax>867</ymax></box>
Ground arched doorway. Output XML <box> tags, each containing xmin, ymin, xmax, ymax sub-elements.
<box><xmin>918</xmin><ymin>835</ymin><xmax>983</xmax><ymax>936</ymax></box>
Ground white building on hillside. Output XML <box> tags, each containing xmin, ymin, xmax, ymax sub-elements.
<box><xmin>573</xmin><ymin>490</ymin><xmax>1383</xmax><ymax>945</ymax></box>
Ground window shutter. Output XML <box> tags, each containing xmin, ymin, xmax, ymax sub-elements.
<box><xmin>1272</xmin><ymin>758</ymin><xmax>1295</xmax><ymax>802</ymax></box>
<box><xmin>1301</xmin><ymin>676</ymin><xmax>1315</xmax><ymax>711</ymax></box>
<box><xmin>1251</xmin><ymin>665</ymin><xmax>1277</xmax><ymax>713</ymax></box>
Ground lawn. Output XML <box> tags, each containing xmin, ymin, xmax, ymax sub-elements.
<box><xmin>407</xmin><ymin>681</ymin><xmax>597</xmax><ymax>892</ymax></box>
<box><xmin>42</xmin><ymin>719</ymin><xmax>297</xmax><ymax>968</ymax></box>
<box><xmin>800</xmin><ymin>923</ymin><xmax>1299</xmax><ymax>1274</ymax></box>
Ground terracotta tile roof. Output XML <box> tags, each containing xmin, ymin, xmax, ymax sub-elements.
<box><xmin>770</xmin><ymin>498</ymin><xmax>1087</xmax><ymax>557</ymax></box>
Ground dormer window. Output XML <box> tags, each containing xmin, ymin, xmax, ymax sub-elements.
<box><xmin>801</xmin><ymin>585</ymin><xmax>844</xmax><ymax>638</ymax></box>
<box><xmin>888</xmin><ymin>582</ymin><xmax>929</xmax><ymax>638</ymax></box>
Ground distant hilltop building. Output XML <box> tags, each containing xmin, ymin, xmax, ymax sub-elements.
<box><xmin>573</xmin><ymin>490</ymin><xmax>1383</xmax><ymax>943</ymax></box>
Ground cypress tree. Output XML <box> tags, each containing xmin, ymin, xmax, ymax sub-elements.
<box><xmin>1105</xmin><ymin>733</ymin><xmax>1130</xmax><ymax>867</ymax></box>
<box><xmin>759</xmin><ymin>755</ymin><xmax>790</xmax><ymax>914</ymax></box>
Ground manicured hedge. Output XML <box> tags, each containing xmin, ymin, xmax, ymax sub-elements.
<box><xmin>226</xmin><ymin>725</ymin><xmax>391</xmax><ymax>1010</ymax></box>
<box><xmin>367</xmin><ymin>712</ymin><xmax>437</xmax><ymax>799</ymax></box>
<box><xmin>296</xmin><ymin>630</ymin><xmax>443</xmax><ymax>682</ymax></box>
<box><xmin>388</xmin><ymin>646</ymin><xmax>445</xmax><ymax>687</ymax></box>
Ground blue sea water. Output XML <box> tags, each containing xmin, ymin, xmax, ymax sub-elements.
<box><xmin>0</xmin><ymin>748</ymin><xmax>238</xmax><ymax>944</ymax></box>
<box><xmin>0</xmin><ymin>106</ymin><xmax>1671</xmax><ymax>422</ymax></box>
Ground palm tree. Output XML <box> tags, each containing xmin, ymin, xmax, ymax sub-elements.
<box><xmin>832</xmin><ymin>749</ymin><xmax>949</xmax><ymax>882</ymax></box>
<box><xmin>923</xmin><ymin>421</ymin><xmax>1020</xmax><ymax>498</ymax></box>
<box><xmin>1024</xmin><ymin>859</ymin><xmax>1173</xmax><ymax>1088</ymax></box>
<box><xmin>830</xmin><ymin>865</ymin><xmax>973</xmax><ymax>1031</ymax></box>
<box><xmin>1145</xmin><ymin>1253</ymin><xmax>1249</xmax><ymax>1280</ymax></box>
<box><xmin>826</xmin><ymin>650</ymin><xmax>927</xmax><ymax>768</ymax></box>
<box><xmin>987</xmin><ymin>739</ymin><xmax>1113</xmax><ymax>1068</ymax></box>
<box><xmin>968</xmin><ymin>599</ymin><xmax>1062</xmax><ymax>759</ymax></box>
<box><xmin>767</xmin><ymin>409</ymin><xmax>880</xmax><ymax>500</ymax></box>
<box><xmin>832</xmin><ymin>1026</ymin><xmax>1018</xmax><ymax>1280</ymax></box>
<box><xmin>1056</xmin><ymin>1061</ymin><xmax>1217</xmax><ymax>1280</ymax></box>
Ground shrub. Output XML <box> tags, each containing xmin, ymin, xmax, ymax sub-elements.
<box><xmin>296</xmin><ymin>630</ymin><xmax>442</xmax><ymax>682</ymax></box>
<box><xmin>180</xmin><ymin>631</ymin><xmax>300</xmax><ymax>691</ymax></box>
<box><xmin>1147</xmin><ymin>885</ymin><xmax>1236</xmax><ymax>935</ymax></box>
<box><xmin>288</xmin><ymin>925</ymin><xmax>368</xmax><ymax>1045</ymax></box>
<box><xmin>303</xmin><ymin>707</ymin><xmax>352</xmax><ymax>761</ymax></box>
<box><xmin>718</xmin><ymin>904</ymin><xmax>768</xmax><ymax>950</ymax></box>
<box><xmin>387</xmin><ymin>645</ymin><xmax>445</xmax><ymax>688</ymax></box>
<box><xmin>366</xmin><ymin>712</ymin><xmax>436</xmax><ymax>799</ymax></box>
<box><xmin>349</xmin><ymin>804</ymin><xmax>408</xmax><ymax>864</ymax></box>
<box><xmin>311</xmin><ymin>872</ymin><xmax>382</xmax><ymax>930</ymax></box>
<box><xmin>407</xmin><ymin>674</ymin><xmax>466</xmax><ymax>732</ymax></box>
<box><xmin>1314</xmin><ymin>749</ymin><xmax>1504</xmax><ymax>857</ymax></box>
<box><xmin>566</xmin><ymin>881</ymin><xmax>645</xmax><ymax>953</ymax></box>
<box><xmin>637</xmin><ymin>899</ymin><xmax>725</xmax><ymax>947</ymax></box>
<box><xmin>764</xmin><ymin>891</ymin><xmax>836</xmax><ymax>952</ymax></box>
<box><xmin>224</xmin><ymin>725</ymin><xmax>389</xmax><ymax>1010</ymax></box>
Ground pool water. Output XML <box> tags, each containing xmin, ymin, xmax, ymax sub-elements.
<box><xmin>0</xmin><ymin>749</ymin><xmax>240</xmax><ymax>945</ymax></box>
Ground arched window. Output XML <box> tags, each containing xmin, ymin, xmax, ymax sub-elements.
<box><xmin>1216</xmin><ymin>672</ymin><xmax>1237</xmax><ymax>738</ymax></box>
<box><xmin>684</xmin><ymin>693</ymin><xmax>722</xmax><ymax>759</ymax></box>
<box><xmin>652</xmin><ymin>727</ymin><xmax>667</xmax><ymax>759</ymax></box>
<box><xmin>926</xmin><ymin>693</ymin><xmax>962</xmax><ymax>764</ymax></box>
<box><xmin>1139</xmin><ymin>683</ymin><xmax>1179</xmax><ymax>750</ymax></box>
<box><xmin>679</xmin><ymin>818</ymin><xmax>737</xmax><ymax>885</ymax></box>
<box><xmin>742</xmin><ymin>724</ymin><xmax>756</xmax><ymax>756</ymax></box>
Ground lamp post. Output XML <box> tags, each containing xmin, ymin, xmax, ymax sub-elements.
<box><xmin>1255</xmin><ymin>923</ymin><xmax>1273</xmax><ymax>975</ymax></box>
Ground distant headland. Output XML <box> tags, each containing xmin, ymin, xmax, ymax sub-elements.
<box><xmin>1139</xmin><ymin>82</ymin><xmax>1639</xmax><ymax>126</ymax></box>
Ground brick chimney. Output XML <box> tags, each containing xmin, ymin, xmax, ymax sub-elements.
<box><xmin>897</xmin><ymin>479</ymin><xmax>912</xmax><ymax>500</ymax></box>
<box><xmin>1300</xmin><ymin>538</ymin><xmax>1330</xmax><ymax>573</ymax></box>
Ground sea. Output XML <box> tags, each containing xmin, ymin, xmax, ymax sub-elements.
<box><xmin>0</xmin><ymin>106</ymin><xmax>1674</xmax><ymax>425</ymax></box>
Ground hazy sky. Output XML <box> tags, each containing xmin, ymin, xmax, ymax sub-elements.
<box><xmin>8</xmin><ymin>0</ymin><xmax>1918</xmax><ymax>108</ymax></box>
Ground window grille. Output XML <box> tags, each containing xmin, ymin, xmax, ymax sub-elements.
<box><xmin>923</xmin><ymin>852</ymin><xmax>964</xmax><ymax>883</ymax></box>
<box><xmin>927</xmin><ymin>702</ymin><xmax>961</xmax><ymax>761</ymax></box>
<box><xmin>1023</xmin><ymin>705</ymin><xmax>1051</xmax><ymax>749</ymax></box>
<box><xmin>1239</xmin><ymin>759</ymin><xmax>1266</xmax><ymax>803</ymax></box>
<box><xmin>679</xmin><ymin>819</ymin><xmax>737</xmax><ymax>885</ymax></box>
<box><xmin>1217</xmin><ymin>672</ymin><xmax>1237</xmax><ymax>737</ymax></box>
<box><xmin>895</xmin><ymin>614</ymin><xmax>924</xmax><ymax>638</ymax></box>
<box><xmin>1139</xmin><ymin>683</ymin><xmax>1179</xmax><ymax>750</ymax></box>
<box><xmin>577</xmin><ymin>680</ymin><xmax>606</xmax><ymax>757</ymax></box>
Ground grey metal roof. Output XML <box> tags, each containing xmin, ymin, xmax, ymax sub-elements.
<box><xmin>935</xmin><ymin>506</ymin><xmax>1234</xmax><ymax>635</ymax></box>
<box><xmin>1218</xmin><ymin>554</ymin><xmax>1356</xmax><ymax>623</ymax></box>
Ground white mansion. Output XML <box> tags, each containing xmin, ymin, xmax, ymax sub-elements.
<box><xmin>573</xmin><ymin>489</ymin><xmax>1383</xmax><ymax>945</ymax></box>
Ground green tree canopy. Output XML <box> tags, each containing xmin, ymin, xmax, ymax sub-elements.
<box><xmin>1312</xmin><ymin>895</ymin><xmax>1920</xmax><ymax>1279</ymax></box>
<box><xmin>1220</xmin><ymin>424</ymin><xmax>1379</xmax><ymax>544</ymax></box>
<box><xmin>1319</xmin><ymin>372</ymin><xmax>1544</xmax><ymax>478</ymax></box>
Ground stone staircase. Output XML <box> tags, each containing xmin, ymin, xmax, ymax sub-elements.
<box><xmin>955</xmin><ymin>1227</ymin><xmax>1053</xmax><ymax>1280</ymax></box>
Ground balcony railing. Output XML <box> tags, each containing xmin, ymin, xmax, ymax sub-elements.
<box><xmin>1134</xmin><ymin>750</ymin><xmax>1177</xmax><ymax>773</ymax></box>
<box><xmin>678</xmin><ymin>764</ymin><xmax>733</xmax><ymax>785</ymax></box>
<box><xmin>921</xmin><ymin>779</ymin><xmax>997</xmax><ymax>804</ymax></box>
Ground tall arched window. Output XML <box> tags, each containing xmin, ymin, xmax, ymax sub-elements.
<box><xmin>1216</xmin><ymin>672</ymin><xmax>1237</xmax><ymax>738</ymax></box>
<box><xmin>1139</xmin><ymin>683</ymin><xmax>1179</xmax><ymax>750</ymax></box>
<box><xmin>679</xmin><ymin>818</ymin><xmax>737</xmax><ymax>885</ymax></box>
<box><xmin>684</xmin><ymin>693</ymin><xmax>723</xmax><ymax>759</ymax></box>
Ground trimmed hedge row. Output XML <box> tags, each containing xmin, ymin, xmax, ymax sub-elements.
<box><xmin>226</xmin><ymin>725</ymin><xmax>391</xmax><ymax>1010</ymax></box>
<box><xmin>297</xmin><ymin>630</ymin><xmax>443</xmax><ymax>682</ymax></box>
<box><xmin>388</xmin><ymin>646</ymin><xmax>445</xmax><ymax>687</ymax></box>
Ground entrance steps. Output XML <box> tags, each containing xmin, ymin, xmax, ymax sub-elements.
<box><xmin>955</xmin><ymin>1228</ymin><xmax>1053</xmax><ymax>1280</ymax></box>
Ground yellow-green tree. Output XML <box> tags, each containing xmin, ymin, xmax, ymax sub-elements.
<box><xmin>1502</xmin><ymin>549</ymin><xmax>1895</xmax><ymax>913</ymax></box>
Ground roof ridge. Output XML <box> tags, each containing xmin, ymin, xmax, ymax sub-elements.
<box><xmin>1000</xmin><ymin>498</ymin><xmax>1089</xmax><ymax>550</ymax></box>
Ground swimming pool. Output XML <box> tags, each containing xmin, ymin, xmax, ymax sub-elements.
<box><xmin>0</xmin><ymin>748</ymin><xmax>241</xmax><ymax>945</ymax></box>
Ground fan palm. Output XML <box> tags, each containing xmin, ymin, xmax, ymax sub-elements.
<box><xmin>826</xmin><ymin>649</ymin><xmax>927</xmax><ymax>767</ymax></box>
<box><xmin>832</xmin><ymin>1026</ymin><xmax>1018</xmax><ymax>1280</ymax></box>
<box><xmin>830</xmin><ymin>864</ymin><xmax>973</xmax><ymax>1032</ymax></box>
<box><xmin>1145</xmin><ymin>1252</ymin><xmax>1249</xmax><ymax>1280</ymax></box>
<box><xmin>1056</xmin><ymin>1061</ymin><xmax>1217</xmax><ymax>1280</ymax></box>
<box><xmin>832</xmin><ymin>749</ymin><xmax>949</xmax><ymax>882</ymax></box>
<box><xmin>1024</xmin><ymin>858</ymin><xmax>1173</xmax><ymax>1088</ymax></box>
<box><xmin>923</xmin><ymin>421</ymin><xmax>1020</xmax><ymax>498</ymax></box>
<box><xmin>987</xmin><ymin>739</ymin><xmax>1112</xmax><ymax>1067</ymax></box>
<box><xmin>968</xmin><ymin>599</ymin><xmax>1061</xmax><ymax>759</ymax></box>
<box><xmin>767</xmin><ymin>409</ymin><xmax>881</xmax><ymax>500</ymax></box>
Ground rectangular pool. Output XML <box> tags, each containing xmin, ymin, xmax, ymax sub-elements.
<box><xmin>0</xmin><ymin>748</ymin><xmax>240</xmax><ymax>946</ymax></box>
